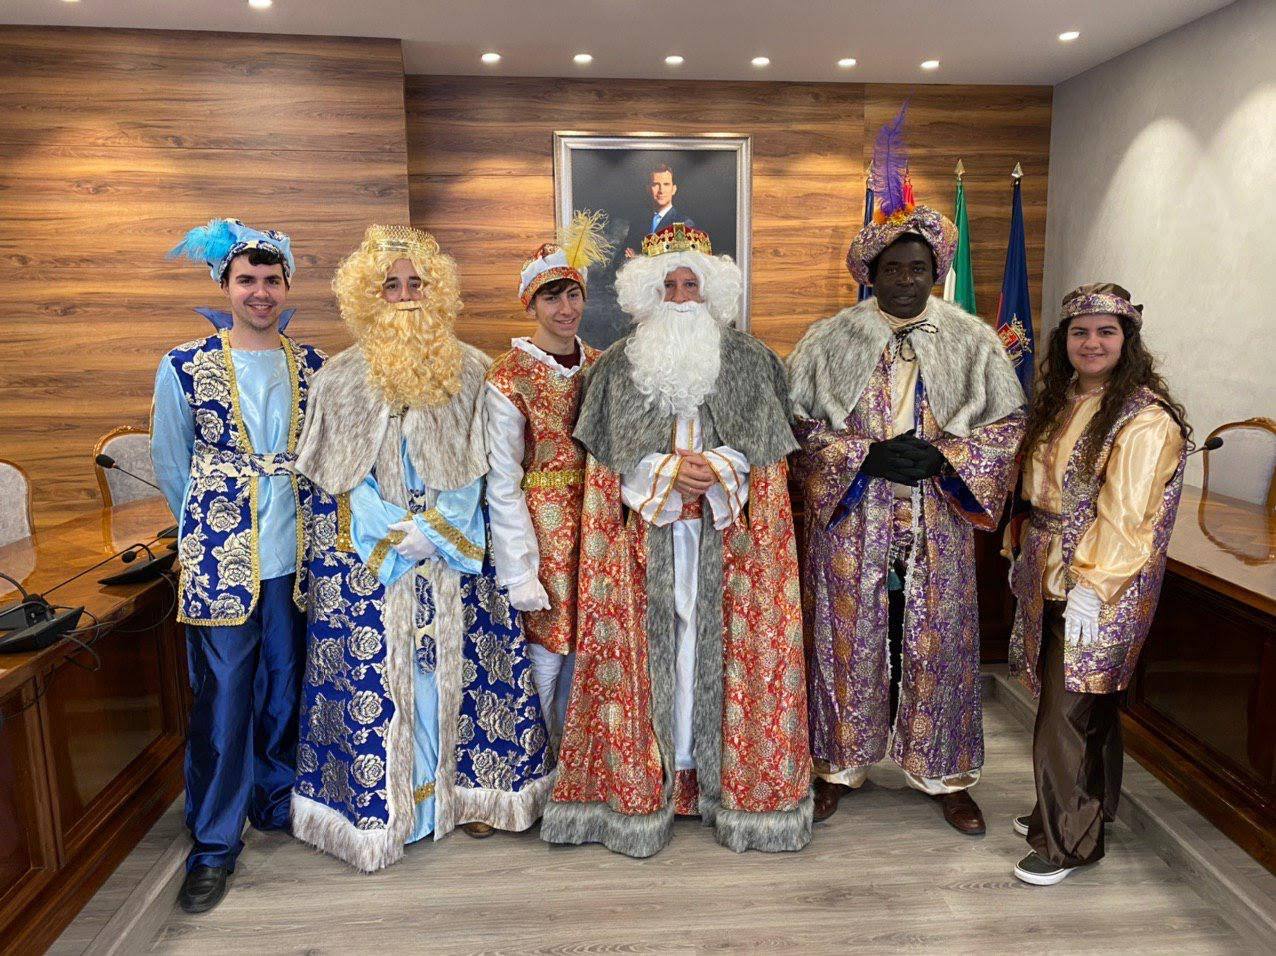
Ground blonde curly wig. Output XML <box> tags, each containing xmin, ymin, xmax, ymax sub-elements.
<box><xmin>333</xmin><ymin>225</ymin><xmax>463</xmax><ymax>408</ymax></box>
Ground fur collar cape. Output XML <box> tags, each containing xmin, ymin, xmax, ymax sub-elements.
<box><xmin>295</xmin><ymin>342</ymin><xmax>490</xmax><ymax>493</ymax></box>
<box><xmin>786</xmin><ymin>296</ymin><xmax>1025</xmax><ymax>437</ymax></box>
<box><xmin>573</xmin><ymin>326</ymin><xmax>797</xmax><ymax>474</ymax></box>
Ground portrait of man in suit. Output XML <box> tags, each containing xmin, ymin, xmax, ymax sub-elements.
<box><xmin>555</xmin><ymin>135</ymin><xmax>750</xmax><ymax>349</ymax></box>
<box><xmin>623</xmin><ymin>164</ymin><xmax>697</xmax><ymax>258</ymax></box>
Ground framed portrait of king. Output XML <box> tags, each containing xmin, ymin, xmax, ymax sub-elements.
<box><xmin>553</xmin><ymin>133</ymin><xmax>752</xmax><ymax>349</ymax></box>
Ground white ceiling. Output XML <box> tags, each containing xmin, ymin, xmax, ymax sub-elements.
<box><xmin>5</xmin><ymin>0</ymin><xmax>1234</xmax><ymax>85</ymax></box>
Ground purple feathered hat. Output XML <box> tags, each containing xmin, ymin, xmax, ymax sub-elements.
<box><xmin>846</xmin><ymin>104</ymin><xmax>958</xmax><ymax>288</ymax></box>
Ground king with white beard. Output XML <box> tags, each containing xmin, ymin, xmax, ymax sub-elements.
<box><xmin>541</xmin><ymin>223</ymin><xmax>813</xmax><ymax>859</ymax></box>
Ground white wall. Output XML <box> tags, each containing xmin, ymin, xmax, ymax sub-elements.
<box><xmin>1044</xmin><ymin>0</ymin><xmax>1276</xmax><ymax>485</ymax></box>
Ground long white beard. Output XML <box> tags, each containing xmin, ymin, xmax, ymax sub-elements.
<box><xmin>626</xmin><ymin>301</ymin><xmax>722</xmax><ymax>418</ymax></box>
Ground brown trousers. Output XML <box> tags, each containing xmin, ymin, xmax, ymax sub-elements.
<box><xmin>1026</xmin><ymin>602</ymin><xmax>1123</xmax><ymax>867</ymax></box>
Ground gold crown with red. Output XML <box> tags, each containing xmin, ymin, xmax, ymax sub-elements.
<box><xmin>641</xmin><ymin>222</ymin><xmax>712</xmax><ymax>257</ymax></box>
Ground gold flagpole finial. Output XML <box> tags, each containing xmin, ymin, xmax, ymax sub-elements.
<box><xmin>955</xmin><ymin>159</ymin><xmax>965</xmax><ymax>179</ymax></box>
<box><xmin>1011</xmin><ymin>162</ymin><xmax>1024</xmax><ymax>181</ymax></box>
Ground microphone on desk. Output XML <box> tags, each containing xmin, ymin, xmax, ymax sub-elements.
<box><xmin>1188</xmin><ymin>437</ymin><xmax>1224</xmax><ymax>458</ymax></box>
<box><xmin>94</xmin><ymin>454</ymin><xmax>178</xmax><ymax>538</ymax></box>
<box><xmin>0</xmin><ymin>570</ymin><xmax>85</xmax><ymax>654</ymax></box>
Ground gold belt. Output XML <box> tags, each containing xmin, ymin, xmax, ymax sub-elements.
<box><xmin>521</xmin><ymin>469</ymin><xmax>584</xmax><ymax>490</ymax></box>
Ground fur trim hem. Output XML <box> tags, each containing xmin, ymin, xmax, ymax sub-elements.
<box><xmin>540</xmin><ymin>799</ymin><xmax>674</xmax><ymax>859</ymax></box>
<box><xmin>290</xmin><ymin>793</ymin><xmax>403</xmax><ymax>873</ymax></box>
<box><xmin>450</xmin><ymin>774</ymin><xmax>554</xmax><ymax>834</ymax></box>
<box><xmin>714</xmin><ymin>793</ymin><xmax>813</xmax><ymax>853</ymax></box>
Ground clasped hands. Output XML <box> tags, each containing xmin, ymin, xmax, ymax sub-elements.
<box><xmin>673</xmin><ymin>448</ymin><xmax>718</xmax><ymax>498</ymax></box>
<box><xmin>859</xmin><ymin>430</ymin><xmax>947</xmax><ymax>486</ymax></box>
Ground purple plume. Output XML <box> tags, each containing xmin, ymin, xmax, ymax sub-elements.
<box><xmin>869</xmin><ymin>103</ymin><xmax>910</xmax><ymax>217</ymax></box>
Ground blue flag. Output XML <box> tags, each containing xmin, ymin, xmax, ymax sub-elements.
<box><xmin>995</xmin><ymin>176</ymin><xmax>1035</xmax><ymax>395</ymax></box>
<box><xmin>857</xmin><ymin>181</ymin><xmax>874</xmax><ymax>302</ymax></box>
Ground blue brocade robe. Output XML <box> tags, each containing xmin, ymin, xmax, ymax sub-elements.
<box><xmin>290</xmin><ymin>343</ymin><xmax>552</xmax><ymax>872</ymax></box>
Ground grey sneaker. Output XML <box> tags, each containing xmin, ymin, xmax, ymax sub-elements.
<box><xmin>1014</xmin><ymin>851</ymin><xmax>1077</xmax><ymax>886</ymax></box>
<box><xmin>1012</xmin><ymin>814</ymin><xmax>1031</xmax><ymax>837</ymax></box>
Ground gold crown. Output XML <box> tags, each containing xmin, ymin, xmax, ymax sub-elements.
<box><xmin>641</xmin><ymin>222</ymin><xmax>712</xmax><ymax>257</ymax></box>
<box><xmin>365</xmin><ymin>224</ymin><xmax>438</xmax><ymax>259</ymax></box>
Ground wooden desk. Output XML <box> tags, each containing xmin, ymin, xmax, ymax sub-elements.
<box><xmin>1123</xmin><ymin>485</ymin><xmax>1276</xmax><ymax>871</ymax></box>
<box><xmin>0</xmin><ymin>498</ymin><xmax>187</xmax><ymax>953</ymax></box>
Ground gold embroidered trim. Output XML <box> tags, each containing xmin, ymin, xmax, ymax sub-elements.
<box><xmin>420</xmin><ymin>508</ymin><xmax>484</xmax><ymax>561</ymax></box>
<box><xmin>282</xmin><ymin>338</ymin><xmax>307</xmax><ymax>611</ymax></box>
<box><xmin>413</xmin><ymin>781</ymin><xmax>436</xmax><ymax>804</ymax></box>
<box><xmin>336</xmin><ymin>492</ymin><xmax>353</xmax><ymax>551</ymax></box>
<box><xmin>521</xmin><ymin>468</ymin><xmax>585</xmax><ymax>490</ymax></box>
<box><xmin>367</xmin><ymin>529</ymin><xmax>406</xmax><ymax>579</ymax></box>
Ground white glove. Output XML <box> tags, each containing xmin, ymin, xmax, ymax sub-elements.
<box><xmin>508</xmin><ymin>577</ymin><xmax>551</xmax><ymax>612</ymax></box>
<box><xmin>389</xmin><ymin>518</ymin><xmax>437</xmax><ymax>562</ymax></box>
<box><xmin>1063</xmin><ymin>584</ymin><xmax>1102</xmax><ymax>648</ymax></box>
<box><xmin>1006</xmin><ymin>559</ymin><xmax>1016</xmax><ymax>593</ymax></box>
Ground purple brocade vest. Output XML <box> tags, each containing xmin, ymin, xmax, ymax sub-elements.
<box><xmin>1009</xmin><ymin>386</ymin><xmax>1187</xmax><ymax>695</ymax></box>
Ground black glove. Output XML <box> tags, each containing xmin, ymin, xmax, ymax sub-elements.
<box><xmin>891</xmin><ymin>431</ymin><xmax>948</xmax><ymax>481</ymax></box>
<box><xmin>859</xmin><ymin>438</ymin><xmax>922</xmax><ymax>485</ymax></box>
<box><xmin>859</xmin><ymin>432</ymin><xmax>948</xmax><ymax>485</ymax></box>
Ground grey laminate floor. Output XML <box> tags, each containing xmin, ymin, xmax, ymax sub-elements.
<box><xmin>144</xmin><ymin>698</ymin><xmax>1245</xmax><ymax>954</ymax></box>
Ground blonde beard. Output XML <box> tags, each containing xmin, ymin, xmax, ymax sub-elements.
<box><xmin>348</xmin><ymin>300</ymin><xmax>463</xmax><ymax>409</ymax></box>
<box><xmin>625</xmin><ymin>301</ymin><xmax>722</xmax><ymax>418</ymax></box>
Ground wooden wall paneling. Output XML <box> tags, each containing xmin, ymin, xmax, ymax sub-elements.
<box><xmin>406</xmin><ymin>76</ymin><xmax>1052</xmax><ymax>357</ymax></box>
<box><xmin>406</xmin><ymin>76</ymin><xmax>868</xmax><ymax>357</ymax></box>
<box><xmin>0</xmin><ymin>26</ymin><xmax>412</xmax><ymax>529</ymax></box>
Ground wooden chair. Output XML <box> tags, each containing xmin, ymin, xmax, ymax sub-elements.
<box><xmin>0</xmin><ymin>458</ymin><xmax>34</xmax><ymax>548</ymax></box>
<box><xmin>1198</xmin><ymin>417</ymin><xmax>1276</xmax><ymax>564</ymax></box>
<box><xmin>93</xmin><ymin>425</ymin><xmax>159</xmax><ymax>507</ymax></box>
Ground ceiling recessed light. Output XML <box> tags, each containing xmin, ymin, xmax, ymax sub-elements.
<box><xmin>751</xmin><ymin>56</ymin><xmax>770</xmax><ymax>68</ymax></box>
<box><xmin>920</xmin><ymin>59</ymin><xmax>940</xmax><ymax>70</ymax></box>
<box><xmin>248</xmin><ymin>0</ymin><xmax>273</xmax><ymax>9</ymax></box>
<box><xmin>573</xmin><ymin>53</ymin><xmax>593</xmax><ymax>65</ymax></box>
<box><xmin>1058</xmin><ymin>30</ymin><xmax>1081</xmax><ymax>42</ymax></box>
<box><xmin>837</xmin><ymin>57</ymin><xmax>858</xmax><ymax>68</ymax></box>
<box><xmin>665</xmin><ymin>55</ymin><xmax>684</xmax><ymax>66</ymax></box>
<box><xmin>481</xmin><ymin>52</ymin><xmax>501</xmax><ymax>64</ymax></box>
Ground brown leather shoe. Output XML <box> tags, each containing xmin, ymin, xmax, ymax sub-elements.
<box><xmin>812</xmin><ymin>778</ymin><xmax>849</xmax><ymax>822</ymax></box>
<box><xmin>461</xmin><ymin>822</ymin><xmax>496</xmax><ymax>839</ymax></box>
<box><xmin>934</xmin><ymin>790</ymin><xmax>986</xmax><ymax>835</ymax></box>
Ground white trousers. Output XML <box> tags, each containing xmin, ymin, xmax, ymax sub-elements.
<box><xmin>672</xmin><ymin>519</ymin><xmax>701</xmax><ymax>772</ymax></box>
<box><xmin>526</xmin><ymin>644</ymin><xmax>576</xmax><ymax>740</ymax></box>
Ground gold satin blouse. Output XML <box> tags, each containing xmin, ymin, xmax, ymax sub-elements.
<box><xmin>879</xmin><ymin>304</ymin><xmax>923</xmax><ymax>500</ymax></box>
<box><xmin>1017</xmin><ymin>388</ymin><xmax>1183</xmax><ymax>602</ymax></box>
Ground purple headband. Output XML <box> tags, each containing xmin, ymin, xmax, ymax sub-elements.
<box><xmin>1060</xmin><ymin>288</ymin><xmax>1143</xmax><ymax>328</ymax></box>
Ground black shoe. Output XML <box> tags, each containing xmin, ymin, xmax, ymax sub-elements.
<box><xmin>1012</xmin><ymin>813</ymin><xmax>1031</xmax><ymax>837</ymax></box>
<box><xmin>178</xmin><ymin>865</ymin><xmax>230</xmax><ymax>914</ymax></box>
<box><xmin>1014</xmin><ymin>851</ymin><xmax>1080</xmax><ymax>886</ymax></box>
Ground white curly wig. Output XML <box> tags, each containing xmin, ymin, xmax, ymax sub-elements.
<box><xmin>614</xmin><ymin>250</ymin><xmax>742</xmax><ymax>326</ymax></box>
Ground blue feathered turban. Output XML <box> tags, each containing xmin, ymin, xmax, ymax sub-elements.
<box><xmin>167</xmin><ymin>218</ymin><xmax>296</xmax><ymax>283</ymax></box>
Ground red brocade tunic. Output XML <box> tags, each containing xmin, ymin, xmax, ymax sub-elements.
<box><xmin>485</xmin><ymin>340</ymin><xmax>600</xmax><ymax>653</ymax></box>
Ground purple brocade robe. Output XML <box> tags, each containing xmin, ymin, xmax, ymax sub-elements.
<box><xmin>1009</xmin><ymin>386</ymin><xmax>1186</xmax><ymax>695</ymax></box>
<box><xmin>795</xmin><ymin>354</ymin><xmax>1024</xmax><ymax>780</ymax></box>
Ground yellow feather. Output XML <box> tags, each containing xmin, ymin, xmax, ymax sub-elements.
<box><xmin>558</xmin><ymin>209</ymin><xmax>613</xmax><ymax>271</ymax></box>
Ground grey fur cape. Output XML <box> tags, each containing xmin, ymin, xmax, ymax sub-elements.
<box><xmin>540</xmin><ymin>327</ymin><xmax>813</xmax><ymax>858</ymax></box>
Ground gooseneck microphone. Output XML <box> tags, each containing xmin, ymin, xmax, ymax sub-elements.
<box><xmin>1188</xmin><ymin>436</ymin><xmax>1224</xmax><ymax>458</ymax></box>
<box><xmin>95</xmin><ymin>453</ymin><xmax>179</xmax><ymax>538</ymax></box>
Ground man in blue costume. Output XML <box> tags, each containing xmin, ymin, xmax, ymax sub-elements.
<box><xmin>152</xmin><ymin>218</ymin><xmax>325</xmax><ymax>913</ymax></box>
<box><xmin>290</xmin><ymin>226</ymin><xmax>551</xmax><ymax>872</ymax></box>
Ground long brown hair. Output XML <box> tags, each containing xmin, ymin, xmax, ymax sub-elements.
<box><xmin>1021</xmin><ymin>315</ymin><xmax>1191</xmax><ymax>474</ymax></box>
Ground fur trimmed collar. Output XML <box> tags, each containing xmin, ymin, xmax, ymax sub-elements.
<box><xmin>786</xmin><ymin>296</ymin><xmax>1025</xmax><ymax>437</ymax></box>
<box><xmin>296</xmin><ymin>342</ymin><xmax>490</xmax><ymax>493</ymax></box>
<box><xmin>574</xmin><ymin>327</ymin><xmax>797</xmax><ymax>474</ymax></box>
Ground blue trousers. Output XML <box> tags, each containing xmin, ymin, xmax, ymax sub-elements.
<box><xmin>184</xmin><ymin>574</ymin><xmax>304</xmax><ymax>871</ymax></box>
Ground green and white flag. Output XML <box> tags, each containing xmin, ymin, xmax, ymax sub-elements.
<box><xmin>943</xmin><ymin>163</ymin><xmax>977</xmax><ymax>314</ymax></box>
